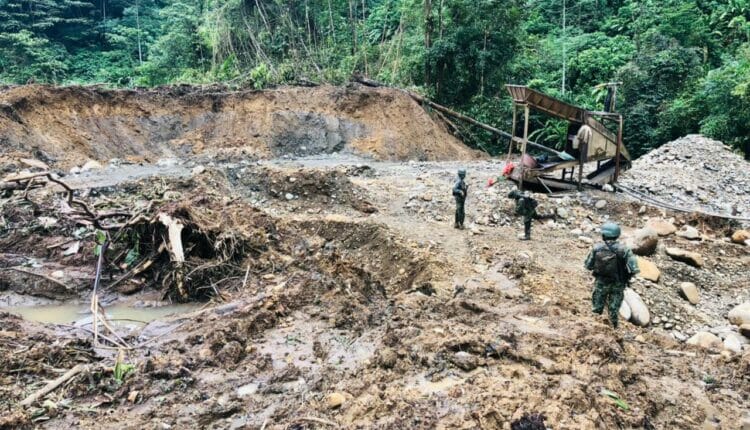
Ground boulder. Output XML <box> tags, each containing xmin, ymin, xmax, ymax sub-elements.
<box><xmin>728</xmin><ymin>302</ymin><xmax>750</xmax><ymax>326</ymax></box>
<box><xmin>723</xmin><ymin>334</ymin><xmax>743</xmax><ymax>354</ymax></box>
<box><xmin>740</xmin><ymin>324</ymin><xmax>750</xmax><ymax>338</ymax></box>
<box><xmin>192</xmin><ymin>165</ymin><xmax>206</xmax><ymax>175</ymax></box>
<box><xmin>679</xmin><ymin>282</ymin><xmax>700</xmax><ymax>305</ymax></box>
<box><xmin>645</xmin><ymin>219</ymin><xmax>677</xmax><ymax>236</ymax></box>
<box><xmin>624</xmin><ymin>288</ymin><xmax>650</xmax><ymax>326</ymax></box>
<box><xmin>676</xmin><ymin>225</ymin><xmax>701</xmax><ymax>240</ymax></box>
<box><xmin>556</xmin><ymin>207</ymin><xmax>569</xmax><ymax>219</ymax></box>
<box><xmin>686</xmin><ymin>331</ymin><xmax>723</xmax><ymax>350</ymax></box>
<box><xmin>629</xmin><ymin>228</ymin><xmax>659</xmax><ymax>256</ymax></box>
<box><xmin>725</xmin><ymin>331</ymin><xmax>749</xmax><ymax>345</ymax></box>
<box><xmin>619</xmin><ymin>300</ymin><xmax>631</xmax><ymax>321</ymax></box>
<box><xmin>665</xmin><ymin>247</ymin><xmax>704</xmax><ymax>268</ymax></box>
<box><xmin>731</xmin><ymin>230</ymin><xmax>749</xmax><ymax>245</ymax></box>
<box><xmin>637</xmin><ymin>257</ymin><xmax>660</xmax><ymax>282</ymax></box>
<box><xmin>595</xmin><ymin>200</ymin><xmax>607</xmax><ymax>209</ymax></box>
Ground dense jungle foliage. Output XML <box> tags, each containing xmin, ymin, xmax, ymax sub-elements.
<box><xmin>1</xmin><ymin>0</ymin><xmax>750</xmax><ymax>158</ymax></box>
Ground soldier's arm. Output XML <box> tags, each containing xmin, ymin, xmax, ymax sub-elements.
<box><xmin>584</xmin><ymin>249</ymin><xmax>595</xmax><ymax>270</ymax></box>
<box><xmin>625</xmin><ymin>248</ymin><xmax>640</xmax><ymax>275</ymax></box>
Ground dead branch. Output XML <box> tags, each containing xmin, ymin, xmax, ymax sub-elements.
<box><xmin>19</xmin><ymin>364</ymin><xmax>89</xmax><ymax>407</ymax></box>
<box><xmin>2</xmin><ymin>267</ymin><xmax>70</xmax><ymax>290</ymax></box>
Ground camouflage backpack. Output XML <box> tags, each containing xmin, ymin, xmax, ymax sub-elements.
<box><xmin>592</xmin><ymin>242</ymin><xmax>627</xmax><ymax>283</ymax></box>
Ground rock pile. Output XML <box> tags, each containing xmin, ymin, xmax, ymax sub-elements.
<box><xmin>621</xmin><ymin>135</ymin><xmax>750</xmax><ymax>219</ymax></box>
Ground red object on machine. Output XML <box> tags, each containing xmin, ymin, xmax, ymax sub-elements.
<box><xmin>502</xmin><ymin>162</ymin><xmax>515</xmax><ymax>176</ymax></box>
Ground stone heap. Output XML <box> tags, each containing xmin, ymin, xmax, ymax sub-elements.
<box><xmin>620</xmin><ymin>135</ymin><xmax>750</xmax><ymax>220</ymax></box>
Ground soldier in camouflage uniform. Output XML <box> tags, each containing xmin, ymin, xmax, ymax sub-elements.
<box><xmin>507</xmin><ymin>190</ymin><xmax>537</xmax><ymax>240</ymax></box>
<box><xmin>584</xmin><ymin>222</ymin><xmax>639</xmax><ymax>328</ymax></box>
<box><xmin>452</xmin><ymin>169</ymin><xmax>468</xmax><ymax>229</ymax></box>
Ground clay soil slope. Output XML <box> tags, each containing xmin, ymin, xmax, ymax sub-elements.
<box><xmin>0</xmin><ymin>84</ymin><xmax>480</xmax><ymax>169</ymax></box>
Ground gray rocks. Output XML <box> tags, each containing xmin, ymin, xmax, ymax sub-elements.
<box><xmin>665</xmin><ymin>247</ymin><xmax>704</xmax><ymax>268</ymax></box>
<box><xmin>679</xmin><ymin>282</ymin><xmax>700</xmax><ymax>305</ymax></box>
<box><xmin>629</xmin><ymin>227</ymin><xmax>659</xmax><ymax>256</ymax></box>
<box><xmin>595</xmin><ymin>199</ymin><xmax>607</xmax><ymax>209</ymax></box>
<box><xmin>686</xmin><ymin>331</ymin><xmax>722</xmax><ymax>350</ymax></box>
<box><xmin>728</xmin><ymin>302</ymin><xmax>750</xmax><ymax>326</ymax></box>
<box><xmin>624</xmin><ymin>288</ymin><xmax>650</xmax><ymax>326</ymax></box>
<box><xmin>450</xmin><ymin>351</ymin><xmax>479</xmax><ymax>371</ymax></box>
<box><xmin>620</xmin><ymin>135</ymin><xmax>750</xmax><ymax>219</ymax></box>
<box><xmin>676</xmin><ymin>225</ymin><xmax>701</xmax><ymax>240</ymax></box>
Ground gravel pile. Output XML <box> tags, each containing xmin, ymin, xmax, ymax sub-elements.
<box><xmin>620</xmin><ymin>135</ymin><xmax>750</xmax><ymax>219</ymax></box>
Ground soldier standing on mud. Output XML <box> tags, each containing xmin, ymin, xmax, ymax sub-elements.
<box><xmin>453</xmin><ymin>169</ymin><xmax>468</xmax><ymax>229</ymax></box>
<box><xmin>507</xmin><ymin>190</ymin><xmax>538</xmax><ymax>240</ymax></box>
<box><xmin>584</xmin><ymin>222</ymin><xmax>639</xmax><ymax>328</ymax></box>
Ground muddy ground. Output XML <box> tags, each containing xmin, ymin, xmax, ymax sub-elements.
<box><xmin>0</xmin><ymin>155</ymin><xmax>748</xmax><ymax>430</ymax></box>
<box><xmin>0</xmin><ymin>86</ymin><xmax>748</xmax><ymax>429</ymax></box>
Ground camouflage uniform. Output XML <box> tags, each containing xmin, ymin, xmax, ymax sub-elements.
<box><xmin>508</xmin><ymin>190</ymin><xmax>537</xmax><ymax>240</ymax></box>
<box><xmin>584</xmin><ymin>241</ymin><xmax>639</xmax><ymax>328</ymax></box>
<box><xmin>453</xmin><ymin>170</ymin><xmax>468</xmax><ymax>229</ymax></box>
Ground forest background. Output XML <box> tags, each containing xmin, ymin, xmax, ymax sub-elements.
<box><xmin>2</xmin><ymin>0</ymin><xmax>750</xmax><ymax>158</ymax></box>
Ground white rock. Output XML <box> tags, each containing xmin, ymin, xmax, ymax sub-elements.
<box><xmin>192</xmin><ymin>165</ymin><xmax>206</xmax><ymax>175</ymax></box>
<box><xmin>69</xmin><ymin>166</ymin><xmax>82</xmax><ymax>175</ymax></box>
<box><xmin>723</xmin><ymin>334</ymin><xmax>743</xmax><ymax>354</ymax></box>
<box><xmin>624</xmin><ymin>288</ymin><xmax>650</xmax><ymax>326</ymax></box>
<box><xmin>728</xmin><ymin>302</ymin><xmax>750</xmax><ymax>326</ymax></box>
<box><xmin>677</xmin><ymin>225</ymin><xmax>701</xmax><ymax>240</ymax></box>
<box><xmin>38</xmin><ymin>217</ymin><xmax>58</xmax><ymax>228</ymax></box>
<box><xmin>556</xmin><ymin>207</ymin><xmax>569</xmax><ymax>219</ymax></box>
<box><xmin>628</xmin><ymin>227</ymin><xmax>659</xmax><ymax>256</ymax></box>
<box><xmin>679</xmin><ymin>282</ymin><xmax>700</xmax><ymax>305</ymax></box>
<box><xmin>81</xmin><ymin>160</ymin><xmax>103</xmax><ymax>172</ymax></box>
<box><xmin>51</xmin><ymin>270</ymin><xmax>64</xmax><ymax>279</ymax></box>
<box><xmin>619</xmin><ymin>301</ymin><xmax>631</xmax><ymax>321</ymax></box>
<box><xmin>686</xmin><ymin>331</ymin><xmax>723</xmax><ymax>350</ymax></box>
<box><xmin>285</xmin><ymin>193</ymin><xmax>295</xmax><ymax>201</ymax></box>
<box><xmin>595</xmin><ymin>200</ymin><xmax>607</xmax><ymax>209</ymax></box>
<box><xmin>602</xmin><ymin>184</ymin><xmax>614</xmax><ymax>192</ymax></box>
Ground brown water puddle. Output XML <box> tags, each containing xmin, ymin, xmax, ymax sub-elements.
<box><xmin>1</xmin><ymin>302</ymin><xmax>200</xmax><ymax>327</ymax></box>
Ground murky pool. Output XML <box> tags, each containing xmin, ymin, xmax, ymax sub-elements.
<box><xmin>1</xmin><ymin>302</ymin><xmax>200</xmax><ymax>326</ymax></box>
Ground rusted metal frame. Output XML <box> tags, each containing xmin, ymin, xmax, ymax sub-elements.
<box><xmin>507</xmin><ymin>103</ymin><xmax>518</xmax><ymax>162</ymax></box>
<box><xmin>615</xmin><ymin>114</ymin><xmax>623</xmax><ymax>182</ymax></box>
<box><xmin>519</xmin><ymin>104</ymin><xmax>530</xmax><ymax>191</ymax></box>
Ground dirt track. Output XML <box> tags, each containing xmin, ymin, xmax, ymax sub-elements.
<box><xmin>0</xmin><ymin>86</ymin><xmax>748</xmax><ymax>429</ymax></box>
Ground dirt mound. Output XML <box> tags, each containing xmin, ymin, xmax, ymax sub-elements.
<box><xmin>620</xmin><ymin>135</ymin><xmax>750</xmax><ymax>219</ymax></box>
<box><xmin>0</xmin><ymin>84</ymin><xmax>480</xmax><ymax>170</ymax></box>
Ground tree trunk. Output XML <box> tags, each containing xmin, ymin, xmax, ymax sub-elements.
<box><xmin>424</xmin><ymin>0</ymin><xmax>433</xmax><ymax>87</ymax></box>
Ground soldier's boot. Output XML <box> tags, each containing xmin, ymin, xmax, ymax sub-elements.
<box><xmin>522</xmin><ymin>220</ymin><xmax>532</xmax><ymax>240</ymax></box>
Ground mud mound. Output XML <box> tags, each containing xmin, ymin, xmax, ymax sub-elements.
<box><xmin>620</xmin><ymin>135</ymin><xmax>750</xmax><ymax>218</ymax></box>
<box><xmin>0</xmin><ymin>84</ymin><xmax>480</xmax><ymax>170</ymax></box>
<box><xmin>230</xmin><ymin>165</ymin><xmax>377</xmax><ymax>213</ymax></box>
